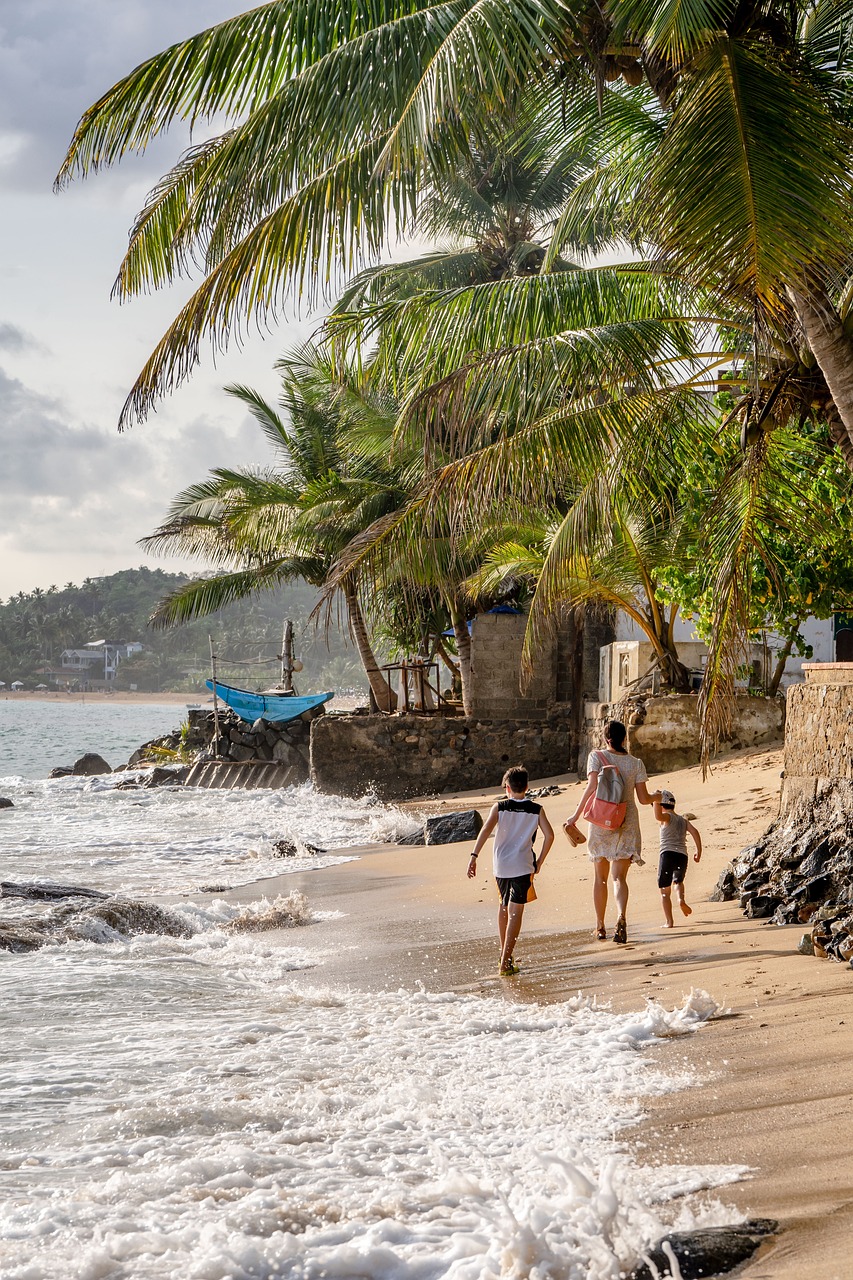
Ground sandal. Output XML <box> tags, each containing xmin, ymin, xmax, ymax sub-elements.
<box><xmin>595</xmin><ymin>926</ymin><xmax>607</xmax><ymax>941</ymax></box>
<box><xmin>499</xmin><ymin>958</ymin><xmax>520</xmax><ymax>976</ymax></box>
<box><xmin>613</xmin><ymin>916</ymin><xmax>627</xmax><ymax>945</ymax></box>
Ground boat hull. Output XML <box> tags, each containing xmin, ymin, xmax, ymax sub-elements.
<box><xmin>205</xmin><ymin>682</ymin><xmax>333</xmax><ymax>723</ymax></box>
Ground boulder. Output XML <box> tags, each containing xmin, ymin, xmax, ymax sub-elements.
<box><xmin>425</xmin><ymin>810</ymin><xmax>484</xmax><ymax>845</ymax></box>
<box><xmin>71</xmin><ymin>753</ymin><xmax>111</xmax><ymax>776</ymax></box>
<box><xmin>0</xmin><ymin>797</ymin><xmax>13</xmax><ymax>809</ymax></box>
<box><xmin>630</xmin><ymin>1219</ymin><xmax>777</xmax><ymax>1280</ymax></box>
<box><xmin>48</xmin><ymin>766</ymin><xmax>73</xmax><ymax>779</ymax></box>
<box><xmin>396</xmin><ymin>827</ymin><xmax>426</xmax><ymax>846</ymax></box>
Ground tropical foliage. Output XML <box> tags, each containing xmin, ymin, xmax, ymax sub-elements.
<box><xmin>55</xmin><ymin>0</ymin><xmax>853</xmax><ymax>752</ymax></box>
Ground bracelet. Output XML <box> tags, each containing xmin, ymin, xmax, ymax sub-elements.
<box><xmin>469</xmin><ymin>852</ymin><xmax>478</xmax><ymax>859</ymax></box>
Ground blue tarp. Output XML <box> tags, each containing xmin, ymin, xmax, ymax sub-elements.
<box><xmin>206</xmin><ymin>681</ymin><xmax>333</xmax><ymax>723</ymax></box>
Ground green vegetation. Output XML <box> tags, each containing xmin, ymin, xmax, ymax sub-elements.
<box><xmin>54</xmin><ymin>1</ymin><xmax>853</xmax><ymax>754</ymax></box>
<box><xmin>0</xmin><ymin>568</ymin><xmax>367</xmax><ymax>693</ymax></box>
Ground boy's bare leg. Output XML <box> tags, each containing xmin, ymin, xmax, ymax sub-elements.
<box><xmin>500</xmin><ymin>903</ymin><xmax>525</xmax><ymax>969</ymax></box>
<box><xmin>593</xmin><ymin>860</ymin><xmax>609</xmax><ymax>932</ymax></box>
<box><xmin>498</xmin><ymin>902</ymin><xmax>508</xmax><ymax>952</ymax></box>
<box><xmin>660</xmin><ymin>887</ymin><xmax>674</xmax><ymax>928</ymax></box>
<box><xmin>676</xmin><ymin>882</ymin><xmax>692</xmax><ymax>916</ymax></box>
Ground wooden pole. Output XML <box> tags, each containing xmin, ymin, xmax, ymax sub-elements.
<box><xmin>282</xmin><ymin>619</ymin><xmax>294</xmax><ymax>693</ymax></box>
<box><xmin>209</xmin><ymin>635</ymin><xmax>221</xmax><ymax>759</ymax></box>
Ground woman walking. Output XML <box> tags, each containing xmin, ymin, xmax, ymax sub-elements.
<box><xmin>564</xmin><ymin>720</ymin><xmax>660</xmax><ymax>944</ymax></box>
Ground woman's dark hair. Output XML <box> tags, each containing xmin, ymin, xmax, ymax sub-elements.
<box><xmin>604</xmin><ymin>719</ymin><xmax>628</xmax><ymax>752</ymax></box>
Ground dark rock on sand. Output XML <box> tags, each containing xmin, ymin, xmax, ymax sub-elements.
<box><xmin>424</xmin><ymin>810</ymin><xmax>484</xmax><ymax>845</ymax></box>
<box><xmin>0</xmin><ymin>797</ymin><xmax>13</xmax><ymax>808</ymax></box>
<box><xmin>272</xmin><ymin>838</ymin><xmax>324</xmax><ymax>857</ymax></box>
<box><xmin>71</xmin><ymin>753</ymin><xmax>111</xmax><ymax>776</ymax></box>
<box><xmin>744</xmin><ymin>893</ymin><xmax>781</xmax><ymax>919</ymax></box>
<box><xmin>710</xmin><ymin>867</ymin><xmax>737</xmax><ymax>902</ymax></box>
<box><xmin>1</xmin><ymin>880</ymin><xmax>111</xmax><ymax>902</ymax></box>
<box><xmin>631</xmin><ymin>1219</ymin><xmax>777</xmax><ymax>1280</ymax></box>
<box><xmin>396</xmin><ymin>827</ymin><xmax>426</xmax><ymax>846</ymax></box>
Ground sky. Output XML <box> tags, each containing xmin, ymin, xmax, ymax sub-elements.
<box><xmin>0</xmin><ymin>1</ymin><xmax>319</xmax><ymax>601</ymax></box>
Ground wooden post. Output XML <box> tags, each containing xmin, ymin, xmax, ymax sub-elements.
<box><xmin>281</xmin><ymin>619</ymin><xmax>295</xmax><ymax>693</ymax></box>
<box><xmin>209</xmin><ymin>635</ymin><xmax>221</xmax><ymax>759</ymax></box>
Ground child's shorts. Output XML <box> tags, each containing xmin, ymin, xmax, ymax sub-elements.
<box><xmin>496</xmin><ymin>875</ymin><xmax>533</xmax><ymax>906</ymax></box>
<box><xmin>657</xmin><ymin>851</ymin><xmax>688</xmax><ymax>888</ymax></box>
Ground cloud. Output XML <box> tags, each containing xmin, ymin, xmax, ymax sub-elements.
<box><xmin>0</xmin><ymin>0</ymin><xmax>239</xmax><ymax>192</ymax></box>
<box><xmin>0</xmin><ymin>363</ymin><xmax>272</xmax><ymax>574</ymax></box>
<box><xmin>0</xmin><ymin>322</ymin><xmax>41</xmax><ymax>354</ymax></box>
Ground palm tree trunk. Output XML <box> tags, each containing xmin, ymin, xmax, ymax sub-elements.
<box><xmin>343</xmin><ymin>581</ymin><xmax>397</xmax><ymax>712</ymax></box>
<box><xmin>788</xmin><ymin>285</ymin><xmax>853</xmax><ymax>465</ymax></box>
<box><xmin>768</xmin><ymin>624</ymin><xmax>801</xmax><ymax>696</ymax></box>
<box><xmin>449</xmin><ymin>602</ymin><xmax>473</xmax><ymax>716</ymax></box>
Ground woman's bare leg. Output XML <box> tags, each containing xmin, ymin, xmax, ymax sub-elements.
<box><xmin>593</xmin><ymin>860</ymin><xmax>609</xmax><ymax>932</ymax></box>
<box><xmin>611</xmin><ymin>858</ymin><xmax>632</xmax><ymax>921</ymax></box>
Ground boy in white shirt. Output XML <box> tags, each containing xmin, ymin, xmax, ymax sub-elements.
<box><xmin>467</xmin><ymin>765</ymin><xmax>554</xmax><ymax>975</ymax></box>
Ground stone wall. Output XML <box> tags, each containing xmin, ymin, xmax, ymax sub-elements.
<box><xmin>310</xmin><ymin>712</ymin><xmax>573</xmax><ymax>800</ymax></box>
<box><xmin>780</xmin><ymin>669</ymin><xmax>853</xmax><ymax>815</ymax></box>
<box><xmin>581</xmin><ymin>694</ymin><xmax>784</xmax><ymax>776</ymax></box>
<box><xmin>182</xmin><ymin>707</ymin><xmax>314</xmax><ymax>782</ymax></box>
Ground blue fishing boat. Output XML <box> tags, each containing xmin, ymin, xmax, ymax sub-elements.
<box><xmin>205</xmin><ymin>681</ymin><xmax>334</xmax><ymax>724</ymax></box>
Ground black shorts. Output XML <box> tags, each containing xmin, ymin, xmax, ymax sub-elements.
<box><xmin>496</xmin><ymin>874</ymin><xmax>533</xmax><ymax>906</ymax></box>
<box><xmin>658</xmin><ymin>851</ymin><xmax>688</xmax><ymax>888</ymax></box>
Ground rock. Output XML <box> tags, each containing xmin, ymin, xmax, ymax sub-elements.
<box><xmin>396</xmin><ymin>827</ymin><xmax>426</xmax><ymax>846</ymax></box>
<box><xmin>0</xmin><ymin>880</ymin><xmax>111</xmax><ymax>901</ymax></box>
<box><xmin>142</xmin><ymin>766</ymin><xmax>188</xmax><ymax>788</ymax></box>
<box><xmin>424</xmin><ymin>810</ymin><xmax>484</xmax><ymax>845</ymax></box>
<box><xmin>744</xmin><ymin>894</ymin><xmax>781</xmax><ymax>919</ymax></box>
<box><xmin>273</xmin><ymin>839</ymin><xmax>298</xmax><ymax>857</ymax></box>
<box><xmin>797</xmin><ymin>932</ymin><xmax>815</xmax><ymax>955</ymax></box>
<box><xmin>798</xmin><ymin>839</ymin><xmax>833</xmax><ymax>878</ymax></box>
<box><xmin>791</xmin><ymin>874</ymin><xmax>835</xmax><ymax>903</ymax></box>
<box><xmin>630</xmin><ymin>1219</ymin><xmax>777</xmax><ymax>1280</ymax></box>
<box><xmin>71</xmin><ymin>753</ymin><xmax>111</xmax><ymax>776</ymax></box>
<box><xmin>0</xmin><ymin>797</ymin><xmax>13</xmax><ymax>809</ymax></box>
<box><xmin>48</xmin><ymin>766</ymin><xmax>73</xmax><ymax>779</ymax></box>
<box><xmin>710</xmin><ymin>868</ymin><xmax>737</xmax><ymax>902</ymax></box>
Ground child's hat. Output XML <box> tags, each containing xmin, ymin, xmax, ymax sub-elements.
<box><xmin>660</xmin><ymin>789</ymin><xmax>676</xmax><ymax>808</ymax></box>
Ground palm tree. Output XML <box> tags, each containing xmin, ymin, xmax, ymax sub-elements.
<box><xmin>55</xmin><ymin>0</ymin><xmax>853</xmax><ymax>463</ymax></box>
<box><xmin>142</xmin><ymin>345</ymin><xmax>406</xmax><ymax>711</ymax></box>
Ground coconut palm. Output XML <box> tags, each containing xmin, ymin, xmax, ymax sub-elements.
<box><xmin>55</xmin><ymin>0</ymin><xmax>853</xmax><ymax>463</ymax></box>
<box><xmin>142</xmin><ymin>344</ymin><xmax>408</xmax><ymax>711</ymax></box>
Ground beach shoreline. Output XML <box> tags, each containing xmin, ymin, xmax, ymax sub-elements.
<box><xmin>224</xmin><ymin>743</ymin><xmax>851</xmax><ymax>1280</ymax></box>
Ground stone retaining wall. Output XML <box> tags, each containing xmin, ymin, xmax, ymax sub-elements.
<box><xmin>182</xmin><ymin>708</ymin><xmax>314</xmax><ymax>782</ymax></box>
<box><xmin>780</xmin><ymin>678</ymin><xmax>853</xmax><ymax>815</ymax></box>
<box><xmin>581</xmin><ymin>694</ymin><xmax>784</xmax><ymax>776</ymax></box>
<box><xmin>310</xmin><ymin>712</ymin><xmax>573</xmax><ymax>800</ymax></box>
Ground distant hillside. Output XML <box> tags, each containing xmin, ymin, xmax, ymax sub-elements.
<box><xmin>0</xmin><ymin>567</ymin><xmax>367</xmax><ymax>693</ymax></box>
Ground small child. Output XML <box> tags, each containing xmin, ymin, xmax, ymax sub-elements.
<box><xmin>467</xmin><ymin>765</ymin><xmax>554</xmax><ymax>976</ymax></box>
<box><xmin>653</xmin><ymin>789</ymin><xmax>702</xmax><ymax>928</ymax></box>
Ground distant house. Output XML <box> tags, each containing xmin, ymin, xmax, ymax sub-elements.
<box><xmin>50</xmin><ymin>641</ymin><xmax>144</xmax><ymax>690</ymax></box>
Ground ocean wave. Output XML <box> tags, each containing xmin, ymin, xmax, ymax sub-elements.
<box><xmin>0</xmin><ymin>889</ymin><xmax>315</xmax><ymax>953</ymax></box>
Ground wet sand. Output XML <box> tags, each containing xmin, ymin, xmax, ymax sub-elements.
<box><xmin>229</xmin><ymin>744</ymin><xmax>853</xmax><ymax>1279</ymax></box>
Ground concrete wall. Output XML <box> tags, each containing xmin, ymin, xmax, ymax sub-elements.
<box><xmin>781</xmin><ymin>665</ymin><xmax>853</xmax><ymax>814</ymax></box>
<box><xmin>581</xmin><ymin>694</ymin><xmax>784</xmax><ymax>776</ymax></box>
<box><xmin>469</xmin><ymin>612</ymin><xmax>556</xmax><ymax>720</ymax></box>
<box><xmin>310</xmin><ymin>712</ymin><xmax>573</xmax><ymax>800</ymax></box>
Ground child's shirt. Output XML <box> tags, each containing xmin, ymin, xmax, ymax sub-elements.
<box><xmin>659</xmin><ymin>812</ymin><xmax>688</xmax><ymax>857</ymax></box>
<box><xmin>493</xmin><ymin>799</ymin><xmax>541</xmax><ymax>877</ymax></box>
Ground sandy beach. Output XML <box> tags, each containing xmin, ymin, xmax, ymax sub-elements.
<box><xmin>226</xmin><ymin>744</ymin><xmax>853</xmax><ymax>1280</ymax></box>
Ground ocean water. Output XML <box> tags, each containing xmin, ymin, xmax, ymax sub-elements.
<box><xmin>0</xmin><ymin>707</ymin><xmax>745</xmax><ymax>1278</ymax></box>
<box><xmin>0</xmin><ymin>699</ymin><xmax>190</xmax><ymax>780</ymax></box>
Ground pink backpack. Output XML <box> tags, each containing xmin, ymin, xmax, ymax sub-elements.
<box><xmin>583</xmin><ymin>752</ymin><xmax>627</xmax><ymax>829</ymax></box>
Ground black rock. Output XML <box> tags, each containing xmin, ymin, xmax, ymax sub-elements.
<box><xmin>71</xmin><ymin>753</ymin><xmax>111</xmax><ymax>777</ymax></box>
<box><xmin>631</xmin><ymin>1219</ymin><xmax>777</xmax><ymax>1280</ymax></box>
<box><xmin>710</xmin><ymin>868</ymin><xmax>737</xmax><ymax>902</ymax></box>
<box><xmin>0</xmin><ymin>797</ymin><xmax>13</xmax><ymax>809</ymax></box>
<box><xmin>791</xmin><ymin>874</ymin><xmax>835</xmax><ymax>903</ymax></box>
<box><xmin>424</xmin><ymin>810</ymin><xmax>484</xmax><ymax>845</ymax></box>
<box><xmin>48</xmin><ymin>766</ymin><xmax>73</xmax><ymax>779</ymax></box>
<box><xmin>744</xmin><ymin>894</ymin><xmax>781</xmax><ymax>919</ymax></box>
<box><xmin>141</xmin><ymin>766</ymin><xmax>187</xmax><ymax>788</ymax></box>
<box><xmin>396</xmin><ymin>828</ymin><xmax>426</xmax><ymax>846</ymax></box>
<box><xmin>0</xmin><ymin>880</ymin><xmax>111</xmax><ymax>902</ymax></box>
<box><xmin>798</xmin><ymin>839</ymin><xmax>833</xmax><ymax>879</ymax></box>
